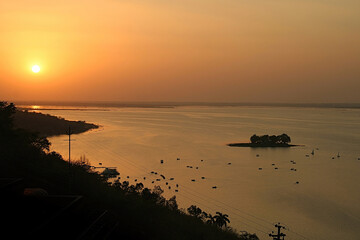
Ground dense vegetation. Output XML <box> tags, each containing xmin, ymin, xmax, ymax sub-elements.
<box><xmin>13</xmin><ymin>110</ymin><xmax>99</xmax><ymax>137</ymax></box>
<box><xmin>0</xmin><ymin>102</ymin><xmax>258</xmax><ymax>240</ymax></box>
<box><xmin>228</xmin><ymin>134</ymin><xmax>294</xmax><ymax>148</ymax></box>
<box><xmin>250</xmin><ymin>134</ymin><xmax>291</xmax><ymax>145</ymax></box>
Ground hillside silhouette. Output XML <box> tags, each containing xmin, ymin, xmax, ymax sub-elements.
<box><xmin>13</xmin><ymin>110</ymin><xmax>99</xmax><ymax>137</ymax></box>
<box><xmin>0</xmin><ymin>101</ymin><xmax>258</xmax><ymax>240</ymax></box>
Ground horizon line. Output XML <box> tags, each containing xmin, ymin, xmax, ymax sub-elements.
<box><xmin>9</xmin><ymin>100</ymin><xmax>360</xmax><ymax>109</ymax></box>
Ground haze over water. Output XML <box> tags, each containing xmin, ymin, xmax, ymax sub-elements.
<box><xmin>32</xmin><ymin>104</ymin><xmax>360</xmax><ymax>240</ymax></box>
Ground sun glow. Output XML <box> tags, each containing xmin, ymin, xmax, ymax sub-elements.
<box><xmin>32</xmin><ymin>65</ymin><xmax>40</xmax><ymax>73</ymax></box>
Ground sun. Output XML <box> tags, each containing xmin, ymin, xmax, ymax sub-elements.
<box><xmin>32</xmin><ymin>65</ymin><xmax>41</xmax><ymax>73</ymax></box>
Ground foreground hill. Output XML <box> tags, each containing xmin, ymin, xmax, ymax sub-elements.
<box><xmin>0</xmin><ymin>102</ymin><xmax>258</xmax><ymax>240</ymax></box>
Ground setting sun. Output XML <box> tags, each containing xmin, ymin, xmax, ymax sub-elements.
<box><xmin>32</xmin><ymin>65</ymin><xmax>40</xmax><ymax>73</ymax></box>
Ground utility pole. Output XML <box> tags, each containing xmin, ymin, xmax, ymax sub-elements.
<box><xmin>67</xmin><ymin>126</ymin><xmax>72</xmax><ymax>168</ymax></box>
<box><xmin>269</xmin><ymin>223</ymin><xmax>286</xmax><ymax>240</ymax></box>
<box><xmin>67</xmin><ymin>126</ymin><xmax>73</xmax><ymax>192</ymax></box>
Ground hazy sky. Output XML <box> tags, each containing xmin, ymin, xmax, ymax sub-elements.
<box><xmin>1</xmin><ymin>0</ymin><xmax>359</xmax><ymax>103</ymax></box>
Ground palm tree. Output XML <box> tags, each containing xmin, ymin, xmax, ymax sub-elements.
<box><xmin>214</xmin><ymin>212</ymin><xmax>230</xmax><ymax>228</ymax></box>
<box><xmin>205</xmin><ymin>213</ymin><xmax>216</xmax><ymax>225</ymax></box>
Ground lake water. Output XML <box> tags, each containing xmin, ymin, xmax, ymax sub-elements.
<box><xmin>35</xmin><ymin>105</ymin><xmax>360</xmax><ymax>240</ymax></box>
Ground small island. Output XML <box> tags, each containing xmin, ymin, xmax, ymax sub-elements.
<box><xmin>228</xmin><ymin>133</ymin><xmax>298</xmax><ymax>147</ymax></box>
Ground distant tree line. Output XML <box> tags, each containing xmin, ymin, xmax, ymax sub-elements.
<box><xmin>250</xmin><ymin>134</ymin><xmax>291</xmax><ymax>145</ymax></box>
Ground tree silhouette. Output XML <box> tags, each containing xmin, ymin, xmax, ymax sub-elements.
<box><xmin>135</xmin><ymin>182</ymin><xmax>144</xmax><ymax>192</ymax></box>
<box><xmin>214</xmin><ymin>212</ymin><xmax>230</xmax><ymax>228</ymax></box>
<box><xmin>166</xmin><ymin>196</ymin><xmax>178</xmax><ymax>211</ymax></box>
<box><xmin>239</xmin><ymin>231</ymin><xmax>259</xmax><ymax>240</ymax></box>
<box><xmin>269</xmin><ymin>135</ymin><xmax>277</xmax><ymax>143</ymax></box>
<box><xmin>0</xmin><ymin>101</ymin><xmax>16</xmax><ymax>130</ymax></box>
<box><xmin>278</xmin><ymin>133</ymin><xmax>291</xmax><ymax>144</ymax></box>
<box><xmin>206</xmin><ymin>213</ymin><xmax>216</xmax><ymax>225</ymax></box>
<box><xmin>249</xmin><ymin>133</ymin><xmax>291</xmax><ymax>145</ymax></box>
<box><xmin>187</xmin><ymin>205</ymin><xmax>203</xmax><ymax>218</ymax></box>
<box><xmin>250</xmin><ymin>134</ymin><xmax>260</xmax><ymax>144</ymax></box>
<box><xmin>259</xmin><ymin>135</ymin><xmax>269</xmax><ymax>144</ymax></box>
<box><xmin>29</xmin><ymin>133</ymin><xmax>51</xmax><ymax>151</ymax></box>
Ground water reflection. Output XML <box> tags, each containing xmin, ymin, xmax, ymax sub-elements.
<box><xmin>44</xmin><ymin>106</ymin><xmax>360</xmax><ymax>240</ymax></box>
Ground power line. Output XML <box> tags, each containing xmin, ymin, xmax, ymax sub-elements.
<box><xmin>181</xmin><ymin>185</ymin><xmax>274</xmax><ymax>226</ymax></box>
<box><xmin>177</xmin><ymin>189</ymin><xmax>271</xmax><ymax>234</ymax></box>
<box><xmin>72</xmin><ymin>138</ymin><xmax>276</xmax><ymax>231</ymax></box>
<box><xmin>181</xmin><ymin>188</ymin><xmax>272</xmax><ymax>229</ymax></box>
<box><xmin>66</xmin><ymin>126</ymin><xmax>73</xmax><ymax>192</ymax></box>
<box><xmin>71</xmin><ymin>139</ymin><xmax>273</xmax><ymax>224</ymax></box>
<box><xmin>176</xmin><ymin>191</ymin><xmax>270</xmax><ymax>236</ymax></box>
<box><xmin>74</xmin><ymin>137</ymin><xmax>149</xmax><ymax>175</ymax></box>
<box><xmin>64</xmin><ymin>136</ymin><xmax>311</xmax><ymax>239</ymax></box>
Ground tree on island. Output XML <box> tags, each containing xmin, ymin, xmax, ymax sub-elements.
<box><xmin>250</xmin><ymin>133</ymin><xmax>291</xmax><ymax>145</ymax></box>
<box><xmin>277</xmin><ymin>133</ymin><xmax>291</xmax><ymax>144</ymax></box>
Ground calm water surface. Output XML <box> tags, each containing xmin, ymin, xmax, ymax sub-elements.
<box><xmin>39</xmin><ymin>106</ymin><xmax>360</xmax><ymax>240</ymax></box>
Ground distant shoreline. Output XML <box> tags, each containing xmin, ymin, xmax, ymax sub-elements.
<box><xmin>14</xmin><ymin>110</ymin><xmax>99</xmax><ymax>137</ymax></box>
<box><xmin>18</xmin><ymin>107</ymin><xmax>111</xmax><ymax>111</ymax></box>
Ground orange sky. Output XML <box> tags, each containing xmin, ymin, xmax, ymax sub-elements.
<box><xmin>1</xmin><ymin>0</ymin><xmax>360</xmax><ymax>103</ymax></box>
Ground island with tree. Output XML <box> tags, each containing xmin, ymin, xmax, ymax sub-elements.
<box><xmin>228</xmin><ymin>134</ymin><xmax>298</xmax><ymax>147</ymax></box>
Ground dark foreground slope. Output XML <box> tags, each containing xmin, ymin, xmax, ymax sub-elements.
<box><xmin>0</xmin><ymin>102</ymin><xmax>258</xmax><ymax>240</ymax></box>
<box><xmin>13</xmin><ymin>110</ymin><xmax>99</xmax><ymax>137</ymax></box>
